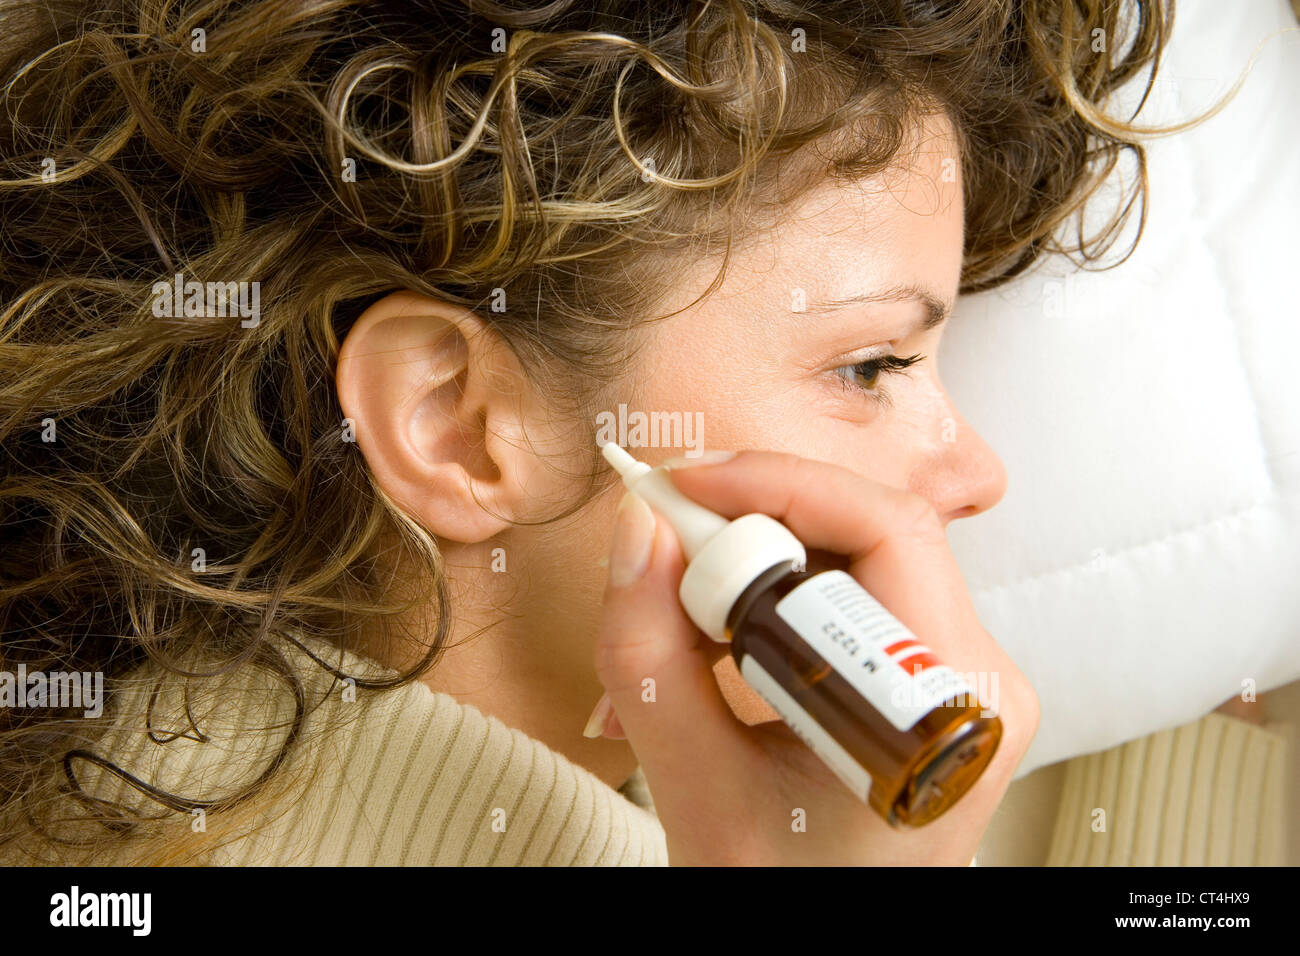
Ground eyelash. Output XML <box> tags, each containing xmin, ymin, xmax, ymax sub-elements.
<box><xmin>832</xmin><ymin>352</ymin><xmax>925</xmax><ymax>408</ymax></box>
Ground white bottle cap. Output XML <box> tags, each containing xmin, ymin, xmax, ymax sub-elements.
<box><xmin>600</xmin><ymin>442</ymin><xmax>806</xmax><ymax>642</ymax></box>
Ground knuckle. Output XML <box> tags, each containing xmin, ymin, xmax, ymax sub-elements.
<box><xmin>894</xmin><ymin>489</ymin><xmax>944</xmax><ymax>539</ymax></box>
<box><xmin>779</xmin><ymin>452</ymin><xmax>815</xmax><ymax>504</ymax></box>
<box><xmin>1004</xmin><ymin>684</ymin><xmax>1042</xmax><ymax>754</ymax></box>
<box><xmin>590</xmin><ymin>638</ymin><xmax>637</xmax><ymax>688</ymax></box>
<box><xmin>591</xmin><ymin>628</ymin><xmax>666</xmax><ymax>697</ymax></box>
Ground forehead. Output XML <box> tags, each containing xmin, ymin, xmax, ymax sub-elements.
<box><xmin>665</xmin><ymin>111</ymin><xmax>965</xmax><ymax>318</ymax></box>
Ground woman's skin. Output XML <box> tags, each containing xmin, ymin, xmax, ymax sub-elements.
<box><xmin>336</xmin><ymin>110</ymin><xmax>1011</xmax><ymax>793</ymax></box>
<box><xmin>335</xmin><ymin>107</ymin><xmax>1260</xmax><ymax>800</ymax></box>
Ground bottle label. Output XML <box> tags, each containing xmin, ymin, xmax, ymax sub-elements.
<box><xmin>739</xmin><ymin>653</ymin><xmax>873</xmax><ymax>803</ymax></box>
<box><xmin>773</xmin><ymin>569</ymin><xmax>974</xmax><ymax>733</ymax></box>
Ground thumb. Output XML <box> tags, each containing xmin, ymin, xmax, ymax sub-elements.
<box><xmin>592</xmin><ymin>491</ymin><xmax>754</xmax><ymax>798</ymax></box>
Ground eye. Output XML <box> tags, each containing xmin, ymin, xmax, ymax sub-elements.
<box><xmin>831</xmin><ymin>352</ymin><xmax>924</xmax><ymax>408</ymax></box>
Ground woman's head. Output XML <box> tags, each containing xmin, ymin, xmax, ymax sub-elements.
<box><xmin>0</xmin><ymin>0</ymin><xmax>1172</xmax><ymax>861</ymax></box>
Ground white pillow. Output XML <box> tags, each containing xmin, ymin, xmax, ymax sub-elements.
<box><xmin>940</xmin><ymin>0</ymin><xmax>1300</xmax><ymax>777</ymax></box>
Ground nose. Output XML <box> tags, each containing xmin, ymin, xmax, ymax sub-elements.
<box><xmin>908</xmin><ymin>407</ymin><xmax>1008</xmax><ymax>527</ymax></box>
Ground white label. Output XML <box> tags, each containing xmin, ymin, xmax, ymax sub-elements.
<box><xmin>773</xmin><ymin>569</ymin><xmax>973</xmax><ymax>732</ymax></box>
<box><xmin>740</xmin><ymin>654</ymin><xmax>873</xmax><ymax>803</ymax></box>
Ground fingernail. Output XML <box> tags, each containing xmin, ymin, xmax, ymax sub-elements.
<box><xmin>608</xmin><ymin>491</ymin><xmax>655</xmax><ymax>588</ymax></box>
<box><xmin>662</xmin><ymin>449</ymin><xmax>737</xmax><ymax>468</ymax></box>
<box><xmin>602</xmin><ymin>711</ymin><xmax>626</xmax><ymax>740</ymax></box>
<box><xmin>582</xmin><ymin>692</ymin><xmax>615</xmax><ymax>738</ymax></box>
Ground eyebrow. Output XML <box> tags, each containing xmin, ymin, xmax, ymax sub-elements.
<box><xmin>805</xmin><ymin>282</ymin><xmax>953</xmax><ymax>333</ymax></box>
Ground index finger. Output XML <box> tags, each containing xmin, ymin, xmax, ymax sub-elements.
<box><xmin>663</xmin><ymin>449</ymin><xmax>948</xmax><ymax>563</ymax></box>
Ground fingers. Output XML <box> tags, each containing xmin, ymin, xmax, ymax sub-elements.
<box><xmin>663</xmin><ymin>450</ymin><xmax>1006</xmax><ymax>697</ymax></box>
<box><xmin>592</xmin><ymin>491</ymin><xmax>756</xmax><ymax>811</ymax></box>
<box><xmin>665</xmin><ymin>449</ymin><xmax>947</xmax><ymax>562</ymax></box>
<box><xmin>664</xmin><ymin>450</ymin><xmax>964</xmax><ymax>621</ymax></box>
<box><xmin>1214</xmin><ymin>694</ymin><xmax>1266</xmax><ymax>725</ymax></box>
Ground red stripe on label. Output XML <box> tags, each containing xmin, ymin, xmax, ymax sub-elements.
<box><xmin>898</xmin><ymin>653</ymin><xmax>941</xmax><ymax>675</ymax></box>
<box><xmin>883</xmin><ymin>639</ymin><xmax>918</xmax><ymax>656</ymax></box>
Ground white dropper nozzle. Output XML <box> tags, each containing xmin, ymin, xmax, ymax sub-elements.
<box><xmin>599</xmin><ymin>442</ymin><xmax>729</xmax><ymax>559</ymax></box>
<box><xmin>599</xmin><ymin>440</ymin><xmax>807</xmax><ymax>642</ymax></box>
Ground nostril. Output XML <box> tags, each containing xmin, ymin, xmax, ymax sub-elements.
<box><xmin>943</xmin><ymin>505</ymin><xmax>978</xmax><ymax>524</ymax></box>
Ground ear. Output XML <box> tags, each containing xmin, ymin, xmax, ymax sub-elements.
<box><xmin>336</xmin><ymin>290</ymin><xmax>541</xmax><ymax>544</ymax></box>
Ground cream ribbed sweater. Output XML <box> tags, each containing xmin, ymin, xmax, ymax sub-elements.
<box><xmin>1043</xmin><ymin>712</ymin><xmax>1290</xmax><ymax>866</ymax></box>
<box><xmin>77</xmin><ymin>636</ymin><xmax>668</xmax><ymax>865</ymax></box>
<box><xmin>73</xmin><ymin>635</ymin><xmax>1288</xmax><ymax>865</ymax></box>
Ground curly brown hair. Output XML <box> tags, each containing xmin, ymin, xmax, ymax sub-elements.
<box><xmin>0</xmin><ymin>0</ymin><xmax>1207</xmax><ymax>864</ymax></box>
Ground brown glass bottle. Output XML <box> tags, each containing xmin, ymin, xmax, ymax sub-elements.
<box><xmin>724</xmin><ymin>549</ymin><xmax>1003</xmax><ymax>828</ymax></box>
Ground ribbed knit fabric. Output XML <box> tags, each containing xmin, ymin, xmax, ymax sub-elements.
<box><xmin>1044</xmin><ymin>712</ymin><xmax>1290</xmax><ymax>866</ymax></box>
<box><xmin>75</xmin><ymin>635</ymin><xmax>669</xmax><ymax>866</ymax></box>
<box><xmin>73</xmin><ymin>635</ymin><xmax>1288</xmax><ymax>866</ymax></box>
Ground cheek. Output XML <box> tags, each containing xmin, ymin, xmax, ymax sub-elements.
<box><xmin>627</xmin><ymin>322</ymin><xmax>789</xmax><ymax>457</ymax></box>
<box><xmin>631</xmin><ymin>331</ymin><xmax>933</xmax><ymax>489</ymax></box>
<box><xmin>613</xmin><ymin>333</ymin><xmax>939</xmax><ymax>724</ymax></box>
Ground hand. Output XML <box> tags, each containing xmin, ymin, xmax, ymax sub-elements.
<box><xmin>591</xmin><ymin>449</ymin><xmax>1041</xmax><ymax>865</ymax></box>
<box><xmin>1214</xmin><ymin>693</ymin><xmax>1267</xmax><ymax>725</ymax></box>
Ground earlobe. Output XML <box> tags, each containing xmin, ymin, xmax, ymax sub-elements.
<box><xmin>335</xmin><ymin>290</ymin><xmax>527</xmax><ymax>544</ymax></box>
